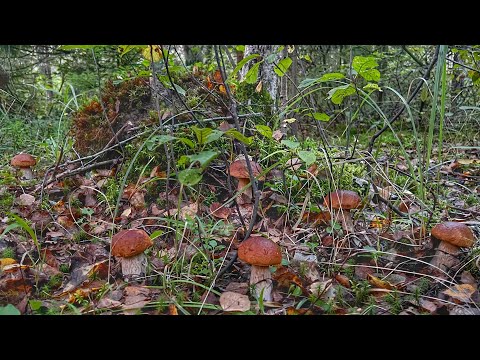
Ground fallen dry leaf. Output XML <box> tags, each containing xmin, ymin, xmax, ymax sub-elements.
<box><xmin>367</xmin><ymin>274</ymin><xmax>394</xmax><ymax>290</ymax></box>
<box><xmin>219</xmin><ymin>291</ymin><xmax>251</xmax><ymax>312</ymax></box>
<box><xmin>442</xmin><ymin>284</ymin><xmax>476</xmax><ymax>303</ymax></box>
<box><xmin>225</xmin><ymin>282</ymin><xmax>249</xmax><ymax>295</ymax></box>
<box><xmin>0</xmin><ymin>258</ymin><xmax>17</xmax><ymax>269</ymax></box>
<box><xmin>168</xmin><ymin>304</ymin><xmax>179</xmax><ymax>315</ymax></box>
<box><xmin>335</xmin><ymin>274</ymin><xmax>351</xmax><ymax>288</ymax></box>
<box><xmin>210</xmin><ymin>202</ymin><xmax>232</xmax><ymax>220</ymax></box>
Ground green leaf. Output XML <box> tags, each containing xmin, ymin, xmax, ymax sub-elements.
<box><xmin>118</xmin><ymin>45</ymin><xmax>144</xmax><ymax>57</ymax></box>
<box><xmin>59</xmin><ymin>45</ymin><xmax>100</xmax><ymax>50</ymax></box>
<box><xmin>235</xmin><ymin>45</ymin><xmax>245</xmax><ymax>52</ymax></box>
<box><xmin>150</xmin><ymin>230</ymin><xmax>164</xmax><ymax>240</ymax></box>
<box><xmin>204</xmin><ymin>130</ymin><xmax>224</xmax><ymax>144</ymax></box>
<box><xmin>244</xmin><ymin>62</ymin><xmax>261</xmax><ymax>84</ymax></box>
<box><xmin>178</xmin><ymin>169</ymin><xmax>203</xmax><ymax>186</ymax></box>
<box><xmin>229</xmin><ymin>54</ymin><xmax>261</xmax><ymax>81</ymax></box>
<box><xmin>10</xmin><ymin>213</ymin><xmax>39</xmax><ymax>249</ymax></box>
<box><xmin>298</xmin><ymin>151</ymin><xmax>316</xmax><ymax>166</ymax></box>
<box><xmin>188</xmin><ymin>150</ymin><xmax>219</xmax><ymax>170</ymax></box>
<box><xmin>327</xmin><ymin>84</ymin><xmax>356</xmax><ymax>105</ymax></box>
<box><xmin>145</xmin><ymin>135</ymin><xmax>177</xmax><ymax>151</ymax></box>
<box><xmin>313</xmin><ymin>112</ymin><xmax>330</xmax><ymax>121</ymax></box>
<box><xmin>255</xmin><ymin>125</ymin><xmax>273</xmax><ymax>138</ymax></box>
<box><xmin>352</xmin><ymin>56</ymin><xmax>380</xmax><ymax>82</ymax></box>
<box><xmin>177</xmin><ymin>155</ymin><xmax>190</xmax><ymax>167</ymax></box>
<box><xmin>224</xmin><ymin>129</ymin><xmax>253</xmax><ymax>145</ymax></box>
<box><xmin>298</xmin><ymin>73</ymin><xmax>345</xmax><ymax>88</ymax></box>
<box><xmin>301</xmin><ymin>54</ymin><xmax>312</xmax><ymax>63</ymax></box>
<box><xmin>0</xmin><ymin>304</ymin><xmax>20</xmax><ymax>315</ymax></box>
<box><xmin>29</xmin><ymin>300</ymin><xmax>43</xmax><ymax>311</ymax></box>
<box><xmin>320</xmin><ymin>72</ymin><xmax>345</xmax><ymax>82</ymax></box>
<box><xmin>179</xmin><ymin>137</ymin><xmax>195</xmax><ymax>149</ymax></box>
<box><xmin>363</xmin><ymin>83</ymin><xmax>382</xmax><ymax>92</ymax></box>
<box><xmin>173</xmin><ymin>83</ymin><xmax>186</xmax><ymax>96</ymax></box>
<box><xmin>192</xmin><ymin>126</ymin><xmax>212</xmax><ymax>145</ymax></box>
<box><xmin>274</xmin><ymin>57</ymin><xmax>292</xmax><ymax>77</ymax></box>
<box><xmin>281</xmin><ymin>140</ymin><xmax>300</xmax><ymax>149</ymax></box>
<box><xmin>0</xmin><ymin>222</ymin><xmax>20</xmax><ymax>239</ymax></box>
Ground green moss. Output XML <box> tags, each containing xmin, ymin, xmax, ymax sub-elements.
<box><xmin>235</xmin><ymin>82</ymin><xmax>273</xmax><ymax>119</ymax></box>
<box><xmin>1</xmin><ymin>247</ymin><xmax>15</xmax><ymax>259</ymax></box>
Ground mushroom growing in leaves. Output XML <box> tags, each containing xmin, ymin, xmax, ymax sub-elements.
<box><xmin>11</xmin><ymin>153</ymin><xmax>36</xmax><ymax>180</ymax></box>
<box><xmin>229</xmin><ymin>159</ymin><xmax>263</xmax><ymax>204</ymax></box>
<box><xmin>111</xmin><ymin>229</ymin><xmax>153</xmax><ymax>280</ymax></box>
<box><xmin>237</xmin><ymin>236</ymin><xmax>282</xmax><ymax>302</ymax></box>
<box><xmin>323</xmin><ymin>190</ymin><xmax>361</xmax><ymax>233</ymax></box>
<box><xmin>430</xmin><ymin>222</ymin><xmax>475</xmax><ymax>273</ymax></box>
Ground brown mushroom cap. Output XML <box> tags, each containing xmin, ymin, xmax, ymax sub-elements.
<box><xmin>229</xmin><ymin>160</ymin><xmax>264</xmax><ymax>180</ymax></box>
<box><xmin>11</xmin><ymin>153</ymin><xmax>36</xmax><ymax>168</ymax></box>
<box><xmin>238</xmin><ymin>236</ymin><xmax>282</xmax><ymax>266</ymax></box>
<box><xmin>323</xmin><ymin>190</ymin><xmax>361</xmax><ymax>210</ymax></box>
<box><xmin>431</xmin><ymin>222</ymin><xmax>475</xmax><ymax>248</ymax></box>
<box><xmin>111</xmin><ymin>229</ymin><xmax>153</xmax><ymax>257</ymax></box>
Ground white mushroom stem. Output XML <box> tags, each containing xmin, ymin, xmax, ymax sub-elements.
<box><xmin>119</xmin><ymin>253</ymin><xmax>147</xmax><ymax>279</ymax></box>
<box><xmin>335</xmin><ymin>209</ymin><xmax>354</xmax><ymax>234</ymax></box>
<box><xmin>236</xmin><ymin>178</ymin><xmax>252</xmax><ymax>204</ymax></box>
<box><xmin>430</xmin><ymin>241</ymin><xmax>460</xmax><ymax>272</ymax></box>
<box><xmin>250</xmin><ymin>265</ymin><xmax>273</xmax><ymax>302</ymax></box>
<box><xmin>19</xmin><ymin>167</ymin><xmax>33</xmax><ymax>180</ymax></box>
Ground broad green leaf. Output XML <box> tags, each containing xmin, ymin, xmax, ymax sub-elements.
<box><xmin>0</xmin><ymin>304</ymin><xmax>20</xmax><ymax>315</ymax></box>
<box><xmin>150</xmin><ymin>230</ymin><xmax>164</xmax><ymax>240</ymax></box>
<box><xmin>281</xmin><ymin>140</ymin><xmax>300</xmax><ymax>149</ymax></box>
<box><xmin>205</xmin><ymin>130</ymin><xmax>224</xmax><ymax>144</ymax></box>
<box><xmin>224</xmin><ymin>129</ymin><xmax>253</xmax><ymax>145</ymax></box>
<box><xmin>235</xmin><ymin>45</ymin><xmax>245</xmax><ymax>52</ymax></box>
<box><xmin>59</xmin><ymin>45</ymin><xmax>99</xmax><ymax>50</ymax></box>
<box><xmin>302</xmin><ymin>54</ymin><xmax>312</xmax><ymax>62</ymax></box>
<box><xmin>178</xmin><ymin>169</ymin><xmax>203</xmax><ymax>186</ymax></box>
<box><xmin>192</xmin><ymin>126</ymin><xmax>212</xmax><ymax>145</ymax></box>
<box><xmin>298</xmin><ymin>73</ymin><xmax>345</xmax><ymax>89</ymax></box>
<box><xmin>255</xmin><ymin>125</ymin><xmax>273</xmax><ymax>138</ymax></box>
<box><xmin>327</xmin><ymin>84</ymin><xmax>355</xmax><ymax>105</ymax></box>
<box><xmin>352</xmin><ymin>56</ymin><xmax>380</xmax><ymax>82</ymax></box>
<box><xmin>320</xmin><ymin>72</ymin><xmax>345</xmax><ymax>82</ymax></box>
<box><xmin>188</xmin><ymin>150</ymin><xmax>219</xmax><ymax>170</ymax></box>
<box><xmin>313</xmin><ymin>112</ymin><xmax>330</xmax><ymax>121</ymax></box>
<box><xmin>363</xmin><ymin>83</ymin><xmax>382</xmax><ymax>92</ymax></box>
<box><xmin>244</xmin><ymin>62</ymin><xmax>261</xmax><ymax>84</ymax></box>
<box><xmin>298</xmin><ymin>151</ymin><xmax>316</xmax><ymax>166</ymax></box>
<box><xmin>173</xmin><ymin>83</ymin><xmax>186</xmax><ymax>96</ymax></box>
<box><xmin>179</xmin><ymin>137</ymin><xmax>195</xmax><ymax>149</ymax></box>
<box><xmin>177</xmin><ymin>155</ymin><xmax>190</xmax><ymax>167</ymax></box>
<box><xmin>229</xmin><ymin>54</ymin><xmax>261</xmax><ymax>81</ymax></box>
<box><xmin>118</xmin><ymin>45</ymin><xmax>144</xmax><ymax>57</ymax></box>
<box><xmin>29</xmin><ymin>300</ymin><xmax>43</xmax><ymax>311</ymax></box>
<box><xmin>274</xmin><ymin>57</ymin><xmax>292</xmax><ymax>77</ymax></box>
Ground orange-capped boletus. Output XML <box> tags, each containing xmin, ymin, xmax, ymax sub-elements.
<box><xmin>430</xmin><ymin>222</ymin><xmax>475</xmax><ymax>272</ymax></box>
<box><xmin>323</xmin><ymin>190</ymin><xmax>361</xmax><ymax>233</ymax></box>
<box><xmin>229</xmin><ymin>159</ymin><xmax>263</xmax><ymax>204</ymax></box>
<box><xmin>111</xmin><ymin>229</ymin><xmax>153</xmax><ymax>280</ymax></box>
<box><xmin>11</xmin><ymin>153</ymin><xmax>36</xmax><ymax>180</ymax></box>
<box><xmin>238</xmin><ymin>236</ymin><xmax>282</xmax><ymax>302</ymax></box>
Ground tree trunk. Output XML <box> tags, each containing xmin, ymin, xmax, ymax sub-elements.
<box><xmin>240</xmin><ymin>45</ymin><xmax>280</xmax><ymax>109</ymax></box>
<box><xmin>36</xmin><ymin>45</ymin><xmax>53</xmax><ymax>102</ymax></box>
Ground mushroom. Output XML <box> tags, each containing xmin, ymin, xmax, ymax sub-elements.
<box><xmin>229</xmin><ymin>159</ymin><xmax>263</xmax><ymax>204</ymax></box>
<box><xmin>323</xmin><ymin>190</ymin><xmax>361</xmax><ymax>233</ymax></box>
<box><xmin>111</xmin><ymin>229</ymin><xmax>153</xmax><ymax>280</ymax></box>
<box><xmin>11</xmin><ymin>153</ymin><xmax>36</xmax><ymax>180</ymax></box>
<box><xmin>430</xmin><ymin>222</ymin><xmax>475</xmax><ymax>272</ymax></box>
<box><xmin>237</xmin><ymin>236</ymin><xmax>282</xmax><ymax>302</ymax></box>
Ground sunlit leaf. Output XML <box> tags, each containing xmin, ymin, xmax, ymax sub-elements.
<box><xmin>178</xmin><ymin>169</ymin><xmax>203</xmax><ymax>186</ymax></box>
<box><xmin>255</xmin><ymin>124</ymin><xmax>273</xmax><ymax>138</ymax></box>
<box><xmin>244</xmin><ymin>62</ymin><xmax>261</xmax><ymax>84</ymax></box>
<box><xmin>274</xmin><ymin>57</ymin><xmax>292</xmax><ymax>77</ymax></box>
<box><xmin>327</xmin><ymin>84</ymin><xmax>355</xmax><ymax>105</ymax></box>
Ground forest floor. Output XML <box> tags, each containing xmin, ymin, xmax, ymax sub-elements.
<box><xmin>0</xmin><ymin>75</ymin><xmax>479</xmax><ymax>315</ymax></box>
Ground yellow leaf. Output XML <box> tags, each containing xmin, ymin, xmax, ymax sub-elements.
<box><xmin>0</xmin><ymin>258</ymin><xmax>17</xmax><ymax>269</ymax></box>
<box><xmin>287</xmin><ymin>45</ymin><xmax>295</xmax><ymax>53</ymax></box>
<box><xmin>367</xmin><ymin>274</ymin><xmax>394</xmax><ymax>290</ymax></box>
<box><xmin>219</xmin><ymin>84</ymin><xmax>227</xmax><ymax>94</ymax></box>
<box><xmin>142</xmin><ymin>45</ymin><xmax>163</xmax><ymax>62</ymax></box>
<box><xmin>442</xmin><ymin>284</ymin><xmax>476</xmax><ymax>303</ymax></box>
<box><xmin>284</xmin><ymin>118</ymin><xmax>297</xmax><ymax>124</ymax></box>
<box><xmin>456</xmin><ymin>158</ymin><xmax>479</xmax><ymax>165</ymax></box>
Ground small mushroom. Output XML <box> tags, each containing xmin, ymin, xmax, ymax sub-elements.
<box><xmin>229</xmin><ymin>159</ymin><xmax>263</xmax><ymax>204</ymax></box>
<box><xmin>323</xmin><ymin>190</ymin><xmax>361</xmax><ymax>233</ymax></box>
<box><xmin>430</xmin><ymin>222</ymin><xmax>475</xmax><ymax>273</ymax></box>
<box><xmin>111</xmin><ymin>229</ymin><xmax>153</xmax><ymax>281</ymax></box>
<box><xmin>11</xmin><ymin>153</ymin><xmax>36</xmax><ymax>180</ymax></box>
<box><xmin>237</xmin><ymin>236</ymin><xmax>282</xmax><ymax>303</ymax></box>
